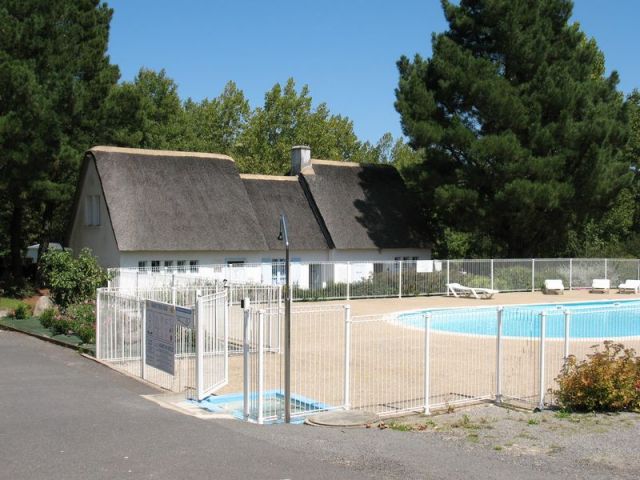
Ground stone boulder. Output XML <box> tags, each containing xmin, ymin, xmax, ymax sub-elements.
<box><xmin>33</xmin><ymin>296</ymin><xmax>54</xmax><ymax>316</ymax></box>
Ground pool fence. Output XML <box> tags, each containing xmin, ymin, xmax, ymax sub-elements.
<box><xmin>107</xmin><ymin>258</ymin><xmax>640</xmax><ymax>302</ymax></box>
<box><xmin>96</xmin><ymin>281</ymin><xmax>640</xmax><ymax>423</ymax></box>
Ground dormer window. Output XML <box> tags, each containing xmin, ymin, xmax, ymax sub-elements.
<box><xmin>84</xmin><ymin>195</ymin><xmax>100</xmax><ymax>226</ymax></box>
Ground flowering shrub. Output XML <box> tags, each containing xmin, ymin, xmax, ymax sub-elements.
<box><xmin>38</xmin><ymin>302</ymin><xmax>96</xmax><ymax>344</ymax></box>
<box><xmin>554</xmin><ymin>341</ymin><xmax>640</xmax><ymax>412</ymax></box>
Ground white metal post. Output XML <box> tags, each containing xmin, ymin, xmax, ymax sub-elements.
<box><xmin>257</xmin><ymin>310</ymin><xmax>265</xmax><ymax>424</ymax></box>
<box><xmin>343</xmin><ymin>305</ymin><xmax>351</xmax><ymax>410</ymax></box>
<box><xmin>141</xmin><ymin>300</ymin><xmax>147</xmax><ymax>380</ymax></box>
<box><xmin>531</xmin><ymin>259</ymin><xmax>535</xmax><ymax>293</ymax></box>
<box><xmin>423</xmin><ymin>312</ymin><xmax>431</xmax><ymax>414</ymax></box>
<box><xmin>171</xmin><ymin>273</ymin><xmax>176</xmax><ymax>305</ymax></box>
<box><xmin>136</xmin><ymin>271</ymin><xmax>139</xmax><ymax>297</ymax></box>
<box><xmin>563</xmin><ymin>310</ymin><xmax>571</xmax><ymax>361</ymax></box>
<box><xmin>346</xmin><ymin>262</ymin><xmax>351</xmax><ymax>301</ymax></box>
<box><xmin>495</xmin><ymin>306</ymin><xmax>503</xmax><ymax>404</ymax></box>
<box><xmin>196</xmin><ymin>292</ymin><xmax>205</xmax><ymax>400</ymax></box>
<box><xmin>96</xmin><ymin>290</ymin><xmax>102</xmax><ymax>359</ymax></box>
<box><xmin>446</xmin><ymin>260</ymin><xmax>450</xmax><ymax>295</ymax></box>
<box><xmin>224</xmin><ymin>286</ymin><xmax>229</xmax><ymax>383</ymax></box>
<box><xmin>538</xmin><ymin>311</ymin><xmax>547</xmax><ymax>411</ymax></box>
<box><xmin>490</xmin><ymin>259</ymin><xmax>494</xmax><ymax>291</ymax></box>
<box><xmin>398</xmin><ymin>260</ymin><xmax>403</xmax><ymax>298</ymax></box>
<box><xmin>569</xmin><ymin>258</ymin><xmax>573</xmax><ymax>290</ymax></box>
<box><xmin>242</xmin><ymin>299</ymin><xmax>251</xmax><ymax>421</ymax></box>
<box><xmin>604</xmin><ymin>258</ymin><xmax>608</xmax><ymax>279</ymax></box>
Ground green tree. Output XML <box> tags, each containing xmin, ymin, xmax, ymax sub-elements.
<box><xmin>395</xmin><ymin>0</ymin><xmax>632</xmax><ymax>257</ymax></box>
<box><xmin>0</xmin><ymin>0</ymin><xmax>119</xmax><ymax>285</ymax></box>
<box><xmin>236</xmin><ymin>78</ymin><xmax>363</xmax><ymax>174</ymax></box>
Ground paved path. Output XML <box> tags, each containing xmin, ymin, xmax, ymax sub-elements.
<box><xmin>0</xmin><ymin>330</ymin><xmax>630</xmax><ymax>479</ymax></box>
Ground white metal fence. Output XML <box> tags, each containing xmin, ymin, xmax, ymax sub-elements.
<box><xmin>108</xmin><ymin>258</ymin><xmax>640</xmax><ymax>301</ymax></box>
<box><xmin>96</xmin><ymin>276</ymin><xmax>640</xmax><ymax>423</ymax></box>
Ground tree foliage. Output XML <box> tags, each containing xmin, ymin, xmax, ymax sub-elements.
<box><xmin>395</xmin><ymin>0</ymin><xmax>635</xmax><ymax>257</ymax></box>
<box><xmin>0</xmin><ymin>0</ymin><xmax>119</xmax><ymax>284</ymax></box>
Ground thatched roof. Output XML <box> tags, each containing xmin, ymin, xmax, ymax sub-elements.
<box><xmin>86</xmin><ymin>146</ymin><xmax>268</xmax><ymax>251</ymax></box>
<box><xmin>241</xmin><ymin>174</ymin><xmax>330</xmax><ymax>251</ymax></box>
<box><xmin>300</xmin><ymin>160</ymin><xmax>426</xmax><ymax>250</ymax></box>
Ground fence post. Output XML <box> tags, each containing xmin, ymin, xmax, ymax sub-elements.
<box><xmin>257</xmin><ymin>309</ymin><xmax>265</xmax><ymax>424</ymax></box>
<box><xmin>171</xmin><ymin>273</ymin><xmax>177</xmax><ymax>305</ymax></box>
<box><xmin>531</xmin><ymin>259</ymin><xmax>535</xmax><ymax>292</ymax></box>
<box><xmin>538</xmin><ymin>311</ymin><xmax>547</xmax><ymax>411</ymax></box>
<box><xmin>242</xmin><ymin>299</ymin><xmax>251</xmax><ymax>421</ymax></box>
<box><xmin>424</xmin><ymin>312</ymin><xmax>431</xmax><ymax>414</ymax></box>
<box><xmin>136</xmin><ymin>270</ymin><xmax>139</xmax><ymax>297</ymax></box>
<box><xmin>398</xmin><ymin>260</ymin><xmax>403</xmax><ymax>298</ymax></box>
<box><xmin>446</xmin><ymin>260</ymin><xmax>450</xmax><ymax>295</ymax></box>
<box><xmin>563</xmin><ymin>310</ymin><xmax>571</xmax><ymax>361</ymax></box>
<box><xmin>195</xmin><ymin>291</ymin><xmax>204</xmax><ymax>400</ymax></box>
<box><xmin>224</xmin><ymin>285</ymin><xmax>230</xmax><ymax>382</ymax></box>
<box><xmin>569</xmin><ymin>258</ymin><xmax>573</xmax><ymax>291</ymax></box>
<box><xmin>495</xmin><ymin>306</ymin><xmax>503</xmax><ymax>405</ymax></box>
<box><xmin>346</xmin><ymin>262</ymin><xmax>351</xmax><ymax>301</ymax></box>
<box><xmin>490</xmin><ymin>259</ymin><xmax>494</xmax><ymax>291</ymax></box>
<box><xmin>96</xmin><ymin>290</ymin><xmax>102</xmax><ymax>360</ymax></box>
<box><xmin>604</xmin><ymin>258</ymin><xmax>608</xmax><ymax>279</ymax></box>
<box><xmin>141</xmin><ymin>299</ymin><xmax>147</xmax><ymax>380</ymax></box>
<box><xmin>343</xmin><ymin>305</ymin><xmax>351</xmax><ymax>410</ymax></box>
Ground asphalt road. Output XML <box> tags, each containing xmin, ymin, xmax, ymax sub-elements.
<box><xmin>0</xmin><ymin>330</ymin><xmax>630</xmax><ymax>479</ymax></box>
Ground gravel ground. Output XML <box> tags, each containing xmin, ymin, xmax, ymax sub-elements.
<box><xmin>381</xmin><ymin>403</ymin><xmax>640</xmax><ymax>478</ymax></box>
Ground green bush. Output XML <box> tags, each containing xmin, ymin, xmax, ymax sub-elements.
<box><xmin>74</xmin><ymin>322</ymin><xmax>96</xmax><ymax>344</ymax></box>
<box><xmin>41</xmin><ymin>248</ymin><xmax>108</xmax><ymax>309</ymax></box>
<box><xmin>554</xmin><ymin>342</ymin><xmax>640</xmax><ymax>412</ymax></box>
<box><xmin>38</xmin><ymin>308</ymin><xmax>57</xmax><ymax>329</ymax></box>
<box><xmin>51</xmin><ymin>315</ymin><xmax>73</xmax><ymax>336</ymax></box>
<box><xmin>12</xmin><ymin>303</ymin><xmax>30</xmax><ymax>319</ymax></box>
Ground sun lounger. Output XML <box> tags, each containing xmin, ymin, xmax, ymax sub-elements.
<box><xmin>590</xmin><ymin>278</ymin><xmax>610</xmax><ymax>293</ymax></box>
<box><xmin>543</xmin><ymin>279</ymin><xmax>564</xmax><ymax>294</ymax></box>
<box><xmin>446</xmin><ymin>283</ymin><xmax>499</xmax><ymax>299</ymax></box>
<box><xmin>618</xmin><ymin>279</ymin><xmax>640</xmax><ymax>294</ymax></box>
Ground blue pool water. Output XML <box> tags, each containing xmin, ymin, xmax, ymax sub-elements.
<box><xmin>191</xmin><ymin>390</ymin><xmax>329</xmax><ymax>423</ymax></box>
<box><xmin>398</xmin><ymin>300</ymin><xmax>640</xmax><ymax>339</ymax></box>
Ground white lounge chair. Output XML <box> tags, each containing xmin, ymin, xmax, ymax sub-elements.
<box><xmin>590</xmin><ymin>278</ymin><xmax>610</xmax><ymax>293</ymax></box>
<box><xmin>543</xmin><ymin>279</ymin><xmax>565</xmax><ymax>294</ymax></box>
<box><xmin>618</xmin><ymin>279</ymin><xmax>640</xmax><ymax>294</ymax></box>
<box><xmin>446</xmin><ymin>283</ymin><xmax>498</xmax><ymax>299</ymax></box>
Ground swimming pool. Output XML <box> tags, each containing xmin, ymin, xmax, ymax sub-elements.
<box><xmin>397</xmin><ymin>299</ymin><xmax>640</xmax><ymax>339</ymax></box>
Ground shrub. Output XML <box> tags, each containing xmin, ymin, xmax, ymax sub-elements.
<box><xmin>553</xmin><ymin>341</ymin><xmax>640</xmax><ymax>412</ymax></box>
<box><xmin>51</xmin><ymin>315</ymin><xmax>73</xmax><ymax>336</ymax></box>
<box><xmin>39</xmin><ymin>308</ymin><xmax>57</xmax><ymax>329</ymax></box>
<box><xmin>41</xmin><ymin>248</ymin><xmax>108</xmax><ymax>309</ymax></box>
<box><xmin>12</xmin><ymin>303</ymin><xmax>31</xmax><ymax>319</ymax></box>
<box><xmin>74</xmin><ymin>322</ymin><xmax>96</xmax><ymax>344</ymax></box>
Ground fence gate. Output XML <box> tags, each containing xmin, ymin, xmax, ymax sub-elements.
<box><xmin>196</xmin><ymin>290</ymin><xmax>229</xmax><ymax>400</ymax></box>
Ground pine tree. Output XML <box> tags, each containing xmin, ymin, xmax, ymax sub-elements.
<box><xmin>395</xmin><ymin>0</ymin><xmax>632</xmax><ymax>257</ymax></box>
<box><xmin>0</xmin><ymin>0</ymin><xmax>119</xmax><ymax>285</ymax></box>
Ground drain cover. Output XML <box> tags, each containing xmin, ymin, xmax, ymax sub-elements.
<box><xmin>306</xmin><ymin>410</ymin><xmax>378</xmax><ymax>427</ymax></box>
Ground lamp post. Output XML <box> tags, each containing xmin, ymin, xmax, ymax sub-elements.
<box><xmin>278</xmin><ymin>213</ymin><xmax>291</xmax><ymax>423</ymax></box>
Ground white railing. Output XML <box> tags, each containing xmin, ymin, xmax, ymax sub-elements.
<box><xmin>108</xmin><ymin>258</ymin><xmax>640</xmax><ymax>301</ymax></box>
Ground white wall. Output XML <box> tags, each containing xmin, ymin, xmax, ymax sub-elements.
<box><xmin>68</xmin><ymin>158</ymin><xmax>120</xmax><ymax>268</ymax></box>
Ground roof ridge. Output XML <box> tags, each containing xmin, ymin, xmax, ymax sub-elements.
<box><xmin>240</xmin><ymin>173</ymin><xmax>297</xmax><ymax>181</ymax></box>
<box><xmin>90</xmin><ymin>146</ymin><xmax>234</xmax><ymax>162</ymax></box>
<box><xmin>311</xmin><ymin>159</ymin><xmax>360</xmax><ymax>167</ymax></box>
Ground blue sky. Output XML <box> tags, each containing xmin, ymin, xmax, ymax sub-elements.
<box><xmin>106</xmin><ymin>0</ymin><xmax>640</xmax><ymax>144</ymax></box>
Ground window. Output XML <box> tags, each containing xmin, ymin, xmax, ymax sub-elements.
<box><xmin>164</xmin><ymin>260</ymin><xmax>173</xmax><ymax>270</ymax></box>
<box><xmin>177</xmin><ymin>260</ymin><xmax>186</xmax><ymax>273</ymax></box>
<box><xmin>189</xmin><ymin>260</ymin><xmax>199</xmax><ymax>273</ymax></box>
<box><xmin>272</xmin><ymin>258</ymin><xmax>285</xmax><ymax>284</ymax></box>
<box><xmin>138</xmin><ymin>261</ymin><xmax>147</xmax><ymax>272</ymax></box>
<box><xmin>226</xmin><ymin>260</ymin><xmax>245</xmax><ymax>266</ymax></box>
<box><xmin>84</xmin><ymin>195</ymin><xmax>100</xmax><ymax>226</ymax></box>
<box><xmin>151</xmin><ymin>260</ymin><xmax>160</xmax><ymax>272</ymax></box>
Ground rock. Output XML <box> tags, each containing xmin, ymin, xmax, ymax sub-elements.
<box><xmin>33</xmin><ymin>296</ymin><xmax>54</xmax><ymax>316</ymax></box>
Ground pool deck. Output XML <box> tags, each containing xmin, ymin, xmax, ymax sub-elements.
<box><xmin>317</xmin><ymin>289</ymin><xmax>640</xmax><ymax>316</ymax></box>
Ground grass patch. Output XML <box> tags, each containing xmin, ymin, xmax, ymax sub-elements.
<box><xmin>0</xmin><ymin>316</ymin><xmax>95</xmax><ymax>354</ymax></box>
<box><xmin>493</xmin><ymin>445</ymin><xmax>503</xmax><ymax>451</ymax></box>
<box><xmin>0</xmin><ymin>297</ymin><xmax>26</xmax><ymax>312</ymax></box>
<box><xmin>527</xmin><ymin>418</ymin><xmax>540</xmax><ymax>425</ymax></box>
<box><xmin>387</xmin><ymin>421</ymin><xmax>413</xmax><ymax>432</ymax></box>
<box><xmin>467</xmin><ymin>432</ymin><xmax>479</xmax><ymax>443</ymax></box>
